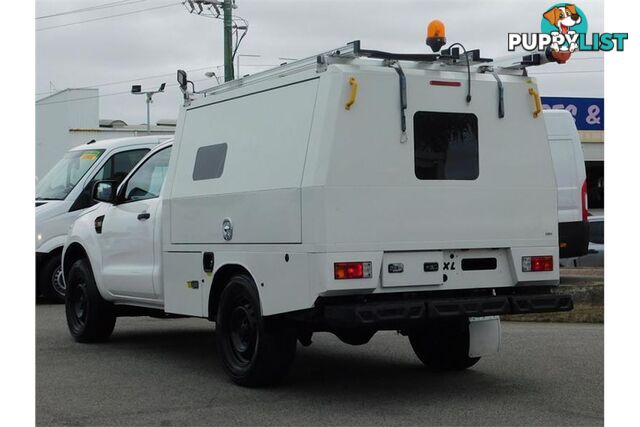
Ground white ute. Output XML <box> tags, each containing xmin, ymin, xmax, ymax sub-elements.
<box><xmin>63</xmin><ymin>41</ymin><xmax>574</xmax><ymax>386</ymax></box>
<box><xmin>36</xmin><ymin>136</ymin><xmax>171</xmax><ymax>301</ymax></box>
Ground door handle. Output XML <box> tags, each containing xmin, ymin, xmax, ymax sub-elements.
<box><xmin>137</xmin><ymin>212</ymin><xmax>151</xmax><ymax>220</ymax></box>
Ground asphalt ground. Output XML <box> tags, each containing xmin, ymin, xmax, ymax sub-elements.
<box><xmin>36</xmin><ymin>302</ymin><xmax>603</xmax><ymax>426</ymax></box>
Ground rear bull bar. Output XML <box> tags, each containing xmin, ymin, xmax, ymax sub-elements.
<box><xmin>317</xmin><ymin>292</ymin><xmax>573</xmax><ymax>328</ymax></box>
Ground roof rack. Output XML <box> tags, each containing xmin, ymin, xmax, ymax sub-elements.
<box><xmin>196</xmin><ymin>41</ymin><xmax>361</xmax><ymax>98</ymax></box>
<box><xmin>184</xmin><ymin>40</ymin><xmax>565</xmax><ymax>102</ymax></box>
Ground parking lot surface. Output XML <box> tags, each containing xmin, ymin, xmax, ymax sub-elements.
<box><xmin>37</xmin><ymin>302</ymin><xmax>603</xmax><ymax>426</ymax></box>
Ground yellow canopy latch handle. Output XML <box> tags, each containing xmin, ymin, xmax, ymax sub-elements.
<box><xmin>345</xmin><ymin>77</ymin><xmax>358</xmax><ymax>110</ymax></box>
<box><xmin>528</xmin><ymin>87</ymin><xmax>542</xmax><ymax>118</ymax></box>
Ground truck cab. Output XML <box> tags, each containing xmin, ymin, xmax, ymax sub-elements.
<box><xmin>63</xmin><ymin>41</ymin><xmax>574</xmax><ymax>387</ymax></box>
<box><xmin>36</xmin><ymin>136</ymin><xmax>171</xmax><ymax>301</ymax></box>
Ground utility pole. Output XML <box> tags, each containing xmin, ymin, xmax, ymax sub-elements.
<box><xmin>222</xmin><ymin>0</ymin><xmax>234</xmax><ymax>82</ymax></box>
<box><xmin>185</xmin><ymin>1</ymin><xmax>244</xmax><ymax>82</ymax></box>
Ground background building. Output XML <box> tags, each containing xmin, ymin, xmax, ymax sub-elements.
<box><xmin>36</xmin><ymin>88</ymin><xmax>99</xmax><ymax>178</ymax></box>
<box><xmin>35</xmin><ymin>89</ymin><xmax>174</xmax><ymax>179</ymax></box>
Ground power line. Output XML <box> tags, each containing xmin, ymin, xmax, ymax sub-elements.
<box><xmin>36</xmin><ymin>0</ymin><xmax>148</xmax><ymax>20</ymax></box>
<box><xmin>182</xmin><ymin>2</ymin><xmax>248</xmax><ymax>82</ymax></box>
<box><xmin>36</xmin><ymin>64</ymin><xmax>278</xmax><ymax>97</ymax></box>
<box><xmin>36</xmin><ymin>64</ymin><xmax>280</xmax><ymax>105</ymax></box>
<box><xmin>37</xmin><ymin>81</ymin><xmax>192</xmax><ymax>107</ymax></box>
<box><xmin>37</xmin><ymin>65</ymin><xmax>601</xmax><ymax>100</ymax></box>
<box><xmin>36</xmin><ymin>2</ymin><xmax>181</xmax><ymax>31</ymax></box>
<box><xmin>36</xmin><ymin>66</ymin><xmax>216</xmax><ymax>96</ymax></box>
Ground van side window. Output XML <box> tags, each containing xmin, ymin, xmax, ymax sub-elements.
<box><xmin>123</xmin><ymin>147</ymin><xmax>172</xmax><ymax>202</ymax></box>
<box><xmin>192</xmin><ymin>143</ymin><xmax>228</xmax><ymax>181</ymax></box>
<box><xmin>413</xmin><ymin>112</ymin><xmax>479</xmax><ymax>180</ymax></box>
<box><xmin>69</xmin><ymin>148</ymin><xmax>149</xmax><ymax>212</ymax></box>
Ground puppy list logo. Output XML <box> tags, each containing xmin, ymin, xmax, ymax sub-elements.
<box><xmin>508</xmin><ymin>3</ymin><xmax>628</xmax><ymax>52</ymax></box>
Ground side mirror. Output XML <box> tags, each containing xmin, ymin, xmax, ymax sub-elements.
<box><xmin>92</xmin><ymin>180</ymin><xmax>118</xmax><ymax>204</ymax></box>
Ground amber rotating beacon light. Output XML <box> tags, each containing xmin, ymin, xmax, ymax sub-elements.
<box><xmin>426</xmin><ymin>19</ymin><xmax>446</xmax><ymax>52</ymax></box>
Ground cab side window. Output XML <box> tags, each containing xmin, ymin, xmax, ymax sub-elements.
<box><xmin>123</xmin><ymin>147</ymin><xmax>172</xmax><ymax>202</ymax></box>
<box><xmin>70</xmin><ymin>149</ymin><xmax>149</xmax><ymax>211</ymax></box>
<box><xmin>93</xmin><ymin>149</ymin><xmax>150</xmax><ymax>183</ymax></box>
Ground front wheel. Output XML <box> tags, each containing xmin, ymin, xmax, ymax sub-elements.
<box><xmin>65</xmin><ymin>258</ymin><xmax>116</xmax><ymax>343</ymax></box>
<box><xmin>216</xmin><ymin>274</ymin><xmax>296</xmax><ymax>387</ymax></box>
<box><xmin>408</xmin><ymin>317</ymin><xmax>480</xmax><ymax>371</ymax></box>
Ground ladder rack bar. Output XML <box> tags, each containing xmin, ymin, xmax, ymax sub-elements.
<box><xmin>200</xmin><ymin>41</ymin><xmax>361</xmax><ymax>96</ymax></box>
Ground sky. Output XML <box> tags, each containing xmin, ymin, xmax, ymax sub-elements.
<box><xmin>35</xmin><ymin>0</ymin><xmax>604</xmax><ymax>125</ymax></box>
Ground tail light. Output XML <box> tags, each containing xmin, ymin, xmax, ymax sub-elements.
<box><xmin>522</xmin><ymin>256</ymin><xmax>554</xmax><ymax>272</ymax></box>
<box><xmin>581</xmin><ymin>179</ymin><xmax>589</xmax><ymax>222</ymax></box>
<box><xmin>334</xmin><ymin>262</ymin><xmax>372</xmax><ymax>280</ymax></box>
<box><xmin>430</xmin><ymin>80</ymin><xmax>462</xmax><ymax>87</ymax></box>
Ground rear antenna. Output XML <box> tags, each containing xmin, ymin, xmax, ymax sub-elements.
<box><xmin>446</xmin><ymin>42</ymin><xmax>472</xmax><ymax>103</ymax></box>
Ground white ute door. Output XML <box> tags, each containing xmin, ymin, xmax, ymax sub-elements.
<box><xmin>101</xmin><ymin>147</ymin><xmax>172</xmax><ymax>300</ymax></box>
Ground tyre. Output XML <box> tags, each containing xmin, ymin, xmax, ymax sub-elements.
<box><xmin>408</xmin><ymin>317</ymin><xmax>480</xmax><ymax>371</ymax></box>
<box><xmin>216</xmin><ymin>274</ymin><xmax>296</xmax><ymax>387</ymax></box>
<box><xmin>65</xmin><ymin>258</ymin><xmax>116</xmax><ymax>343</ymax></box>
<box><xmin>39</xmin><ymin>254</ymin><xmax>66</xmax><ymax>303</ymax></box>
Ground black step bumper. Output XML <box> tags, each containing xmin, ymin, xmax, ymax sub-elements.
<box><xmin>318</xmin><ymin>292</ymin><xmax>573</xmax><ymax>328</ymax></box>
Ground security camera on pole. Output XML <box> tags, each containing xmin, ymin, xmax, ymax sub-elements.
<box><xmin>131</xmin><ymin>83</ymin><xmax>166</xmax><ymax>134</ymax></box>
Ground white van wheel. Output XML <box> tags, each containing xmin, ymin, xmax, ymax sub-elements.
<box><xmin>39</xmin><ymin>254</ymin><xmax>66</xmax><ymax>303</ymax></box>
<box><xmin>216</xmin><ymin>274</ymin><xmax>296</xmax><ymax>387</ymax></box>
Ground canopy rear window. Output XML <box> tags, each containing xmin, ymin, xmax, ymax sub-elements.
<box><xmin>414</xmin><ymin>112</ymin><xmax>479</xmax><ymax>180</ymax></box>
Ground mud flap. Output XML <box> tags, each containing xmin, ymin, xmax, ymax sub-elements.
<box><xmin>468</xmin><ymin>316</ymin><xmax>501</xmax><ymax>358</ymax></box>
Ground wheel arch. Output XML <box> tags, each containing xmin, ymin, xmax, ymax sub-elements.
<box><xmin>37</xmin><ymin>235</ymin><xmax>67</xmax><ymax>255</ymax></box>
<box><xmin>63</xmin><ymin>242</ymin><xmax>90</xmax><ymax>280</ymax></box>
<box><xmin>207</xmin><ymin>263</ymin><xmax>256</xmax><ymax>321</ymax></box>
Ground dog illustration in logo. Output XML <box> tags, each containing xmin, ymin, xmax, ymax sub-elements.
<box><xmin>543</xmin><ymin>4</ymin><xmax>582</xmax><ymax>52</ymax></box>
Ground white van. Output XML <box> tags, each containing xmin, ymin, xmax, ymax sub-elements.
<box><xmin>543</xmin><ymin>110</ymin><xmax>589</xmax><ymax>258</ymax></box>
<box><xmin>63</xmin><ymin>41</ymin><xmax>573</xmax><ymax>386</ymax></box>
<box><xmin>36</xmin><ymin>136</ymin><xmax>171</xmax><ymax>301</ymax></box>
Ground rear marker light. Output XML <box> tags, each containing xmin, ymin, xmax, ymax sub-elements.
<box><xmin>334</xmin><ymin>262</ymin><xmax>372</xmax><ymax>280</ymax></box>
<box><xmin>522</xmin><ymin>256</ymin><xmax>554</xmax><ymax>272</ymax></box>
<box><xmin>430</xmin><ymin>80</ymin><xmax>462</xmax><ymax>87</ymax></box>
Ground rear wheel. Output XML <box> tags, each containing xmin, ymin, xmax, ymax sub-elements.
<box><xmin>39</xmin><ymin>254</ymin><xmax>65</xmax><ymax>303</ymax></box>
<box><xmin>65</xmin><ymin>258</ymin><xmax>116</xmax><ymax>343</ymax></box>
<box><xmin>216</xmin><ymin>274</ymin><xmax>296</xmax><ymax>387</ymax></box>
<box><xmin>408</xmin><ymin>317</ymin><xmax>480</xmax><ymax>371</ymax></box>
